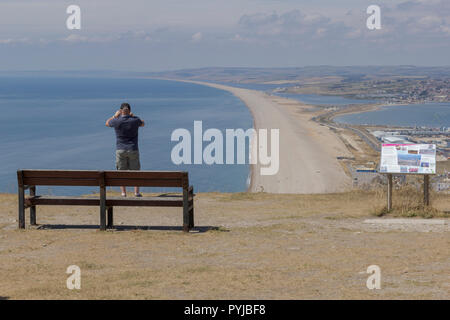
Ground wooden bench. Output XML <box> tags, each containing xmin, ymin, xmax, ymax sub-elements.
<box><xmin>17</xmin><ymin>170</ymin><xmax>194</xmax><ymax>232</ymax></box>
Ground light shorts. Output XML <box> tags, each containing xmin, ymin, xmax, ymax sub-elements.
<box><xmin>115</xmin><ymin>150</ymin><xmax>141</xmax><ymax>170</ymax></box>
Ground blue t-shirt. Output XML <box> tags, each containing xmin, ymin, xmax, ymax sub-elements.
<box><xmin>108</xmin><ymin>115</ymin><xmax>143</xmax><ymax>151</ymax></box>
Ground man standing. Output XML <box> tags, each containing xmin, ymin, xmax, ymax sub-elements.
<box><xmin>106</xmin><ymin>103</ymin><xmax>145</xmax><ymax>197</ymax></box>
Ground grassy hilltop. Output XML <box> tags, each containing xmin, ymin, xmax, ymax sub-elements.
<box><xmin>0</xmin><ymin>190</ymin><xmax>448</xmax><ymax>299</ymax></box>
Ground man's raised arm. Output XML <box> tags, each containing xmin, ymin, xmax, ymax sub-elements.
<box><xmin>106</xmin><ymin>110</ymin><xmax>121</xmax><ymax>127</ymax></box>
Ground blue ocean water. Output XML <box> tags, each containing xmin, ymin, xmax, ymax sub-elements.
<box><xmin>274</xmin><ymin>93</ymin><xmax>379</xmax><ymax>106</ymax></box>
<box><xmin>0</xmin><ymin>77</ymin><xmax>253</xmax><ymax>194</ymax></box>
<box><xmin>334</xmin><ymin>103</ymin><xmax>450</xmax><ymax>128</ymax></box>
<box><xmin>213</xmin><ymin>82</ymin><xmax>293</xmax><ymax>92</ymax></box>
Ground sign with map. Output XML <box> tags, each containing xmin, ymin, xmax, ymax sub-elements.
<box><xmin>379</xmin><ymin>144</ymin><xmax>436</xmax><ymax>174</ymax></box>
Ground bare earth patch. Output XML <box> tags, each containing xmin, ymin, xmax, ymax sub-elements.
<box><xmin>0</xmin><ymin>191</ymin><xmax>448</xmax><ymax>299</ymax></box>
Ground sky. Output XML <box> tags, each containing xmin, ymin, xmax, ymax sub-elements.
<box><xmin>0</xmin><ymin>0</ymin><xmax>449</xmax><ymax>71</ymax></box>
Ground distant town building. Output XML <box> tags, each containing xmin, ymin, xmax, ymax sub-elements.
<box><xmin>381</xmin><ymin>136</ymin><xmax>411</xmax><ymax>144</ymax></box>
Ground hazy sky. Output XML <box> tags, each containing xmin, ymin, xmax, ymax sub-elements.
<box><xmin>0</xmin><ymin>0</ymin><xmax>449</xmax><ymax>71</ymax></box>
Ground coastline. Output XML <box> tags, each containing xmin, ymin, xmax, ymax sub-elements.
<box><xmin>158</xmin><ymin>78</ymin><xmax>352</xmax><ymax>194</ymax></box>
<box><xmin>181</xmin><ymin>81</ymin><xmax>259</xmax><ymax>193</ymax></box>
<box><xmin>329</xmin><ymin>101</ymin><xmax>446</xmax><ymax>125</ymax></box>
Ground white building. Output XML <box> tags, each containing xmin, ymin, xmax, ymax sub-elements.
<box><xmin>382</xmin><ymin>136</ymin><xmax>411</xmax><ymax>144</ymax></box>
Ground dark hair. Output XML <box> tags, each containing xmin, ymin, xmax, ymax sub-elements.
<box><xmin>120</xmin><ymin>103</ymin><xmax>131</xmax><ymax>111</ymax></box>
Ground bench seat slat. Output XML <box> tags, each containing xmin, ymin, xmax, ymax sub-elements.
<box><xmin>22</xmin><ymin>170</ymin><xmax>186</xmax><ymax>179</ymax></box>
<box><xmin>105</xmin><ymin>171</ymin><xmax>187</xmax><ymax>179</ymax></box>
<box><xmin>21</xmin><ymin>170</ymin><xmax>187</xmax><ymax>187</ymax></box>
<box><xmin>23</xmin><ymin>178</ymin><xmax>100</xmax><ymax>186</ymax></box>
<box><xmin>107</xmin><ymin>198</ymin><xmax>183</xmax><ymax>207</ymax></box>
<box><xmin>105</xmin><ymin>179</ymin><xmax>183</xmax><ymax>187</ymax></box>
<box><xmin>23</xmin><ymin>177</ymin><xmax>183</xmax><ymax>187</ymax></box>
<box><xmin>27</xmin><ymin>196</ymin><xmax>184</xmax><ymax>207</ymax></box>
<box><xmin>22</xmin><ymin>170</ymin><xmax>101</xmax><ymax>179</ymax></box>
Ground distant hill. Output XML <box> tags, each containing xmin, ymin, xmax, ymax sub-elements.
<box><xmin>3</xmin><ymin>66</ymin><xmax>450</xmax><ymax>83</ymax></box>
<box><xmin>142</xmin><ymin>66</ymin><xmax>450</xmax><ymax>83</ymax></box>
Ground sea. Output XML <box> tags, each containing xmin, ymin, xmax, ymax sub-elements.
<box><xmin>256</xmin><ymin>85</ymin><xmax>448</xmax><ymax>128</ymax></box>
<box><xmin>274</xmin><ymin>92</ymin><xmax>380</xmax><ymax>106</ymax></box>
<box><xmin>334</xmin><ymin>103</ymin><xmax>450</xmax><ymax>128</ymax></box>
<box><xmin>0</xmin><ymin>77</ymin><xmax>253</xmax><ymax>195</ymax></box>
<box><xmin>2</xmin><ymin>76</ymin><xmax>447</xmax><ymax>195</ymax></box>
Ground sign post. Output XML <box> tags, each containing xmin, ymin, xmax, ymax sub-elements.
<box><xmin>379</xmin><ymin>143</ymin><xmax>436</xmax><ymax>212</ymax></box>
<box><xmin>424</xmin><ymin>175</ymin><xmax>430</xmax><ymax>206</ymax></box>
<box><xmin>387</xmin><ymin>173</ymin><xmax>393</xmax><ymax>212</ymax></box>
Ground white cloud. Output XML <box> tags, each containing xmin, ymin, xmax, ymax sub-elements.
<box><xmin>345</xmin><ymin>29</ymin><xmax>362</xmax><ymax>39</ymax></box>
<box><xmin>232</xmin><ymin>34</ymin><xmax>243</xmax><ymax>41</ymax></box>
<box><xmin>0</xmin><ymin>38</ymin><xmax>30</xmax><ymax>44</ymax></box>
<box><xmin>237</xmin><ymin>10</ymin><xmax>351</xmax><ymax>41</ymax></box>
<box><xmin>1</xmin><ymin>0</ymin><xmax>450</xmax><ymax>69</ymax></box>
<box><xmin>1</xmin><ymin>30</ymin><xmax>155</xmax><ymax>45</ymax></box>
<box><xmin>191</xmin><ymin>32</ymin><xmax>203</xmax><ymax>42</ymax></box>
<box><xmin>63</xmin><ymin>34</ymin><xmax>89</xmax><ymax>43</ymax></box>
<box><xmin>440</xmin><ymin>25</ymin><xmax>450</xmax><ymax>35</ymax></box>
<box><xmin>417</xmin><ymin>16</ymin><xmax>442</xmax><ymax>28</ymax></box>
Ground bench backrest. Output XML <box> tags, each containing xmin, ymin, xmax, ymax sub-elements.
<box><xmin>18</xmin><ymin>170</ymin><xmax>189</xmax><ymax>189</ymax></box>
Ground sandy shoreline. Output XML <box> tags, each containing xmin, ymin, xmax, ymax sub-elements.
<box><xmin>168</xmin><ymin>79</ymin><xmax>352</xmax><ymax>194</ymax></box>
<box><xmin>329</xmin><ymin>102</ymin><xmax>413</xmax><ymax>123</ymax></box>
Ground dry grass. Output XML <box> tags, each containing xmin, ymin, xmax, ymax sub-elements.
<box><xmin>0</xmin><ymin>191</ymin><xmax>448</xmax><ymax>300</ymax></box>
<box><xmin>370</xmin><ymin>186</ymin><xmax>449</xmax><ymax>218</ymax></box>
<box><xmin>437</xmin><ymin>160</ymin><xmax>450</xmax><ymax>174</ymax></box>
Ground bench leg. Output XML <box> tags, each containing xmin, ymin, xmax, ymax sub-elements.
<box><xmin>18</xmin><ymin>186</ymin><xmax>25</xmax><ymax>229</ymax></box>
<box><xmin>189</xmin><ymin>186</ymin><xmax>194</xmax><ymax>229</ymax></box>
<box><xmin>30</xmin><ymin>186</ymin><xmax>37</xmax><ymax>226</ymax></box>
<box><xmin>183</xmin><ymin>188</ymin><xmax>190</xmax><ymax>232</ymax></box>
<box><xmin>107</xmin><ymin>207</ymin><xmax>114</xmax><ymax>229</ymax></box>
<box><xmin>100</xmin><ymin>209</ymin><xmax>106</xmax><ymax>230</ymax></box>
<box><xmin>99</xmin><ymin>183</ymin><xmax>107</xmax><ymax>231</ymax></box>
<box><xmin>189</xmin><ymin>207</ymin><xmax>194</xmax><ymax>229</ymax></box>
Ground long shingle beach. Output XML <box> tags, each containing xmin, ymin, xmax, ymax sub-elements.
<box><xmin>181</xmin><ymin>80</ymin><xmax>352</xmax><ymax>193</ymax></box>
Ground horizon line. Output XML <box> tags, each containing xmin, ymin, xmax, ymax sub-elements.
<box><xmin>2</xmin><ymin>64</ymin><xmax>450</xmax><ymax>74</ymax></box>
